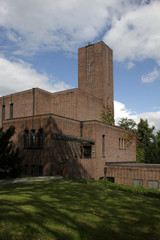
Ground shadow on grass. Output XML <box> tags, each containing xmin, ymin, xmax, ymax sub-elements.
<box><xmin>0</xmin><ymin>180</ymin><xmax>160</xmax><ymax>240</ymax></box>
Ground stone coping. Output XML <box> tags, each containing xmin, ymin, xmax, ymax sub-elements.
<box><xmin>106</xmin><ymin>163</ymin><xmax>160</xmax><ymax>168</ymax></box>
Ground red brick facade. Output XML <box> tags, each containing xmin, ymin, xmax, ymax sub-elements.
<box><xmin>1</xmin><ymin>41</ymin><xmax>159</xmax><ymax>188</ymax></box>
<box><xmin>106</xmin><ymin>163</ymin><xmax>160</xmax><ymax>189</ymax></box>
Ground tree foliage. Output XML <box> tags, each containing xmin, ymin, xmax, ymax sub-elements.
<box><xmin>0</xmin><ymin>126</ymin><xmax>23</xmax><ymax>178</ymax></box>
<box><xmin>118</xmin><ymin>117</ymin><xmax>160</xmax><ymax>163</ymax></box>
<box><xmin>118</xmin><ymin>118</ymin><xmax>136</xmax><ymax>131</ymax></box>
<box><xmin>137</xmin><ymin>119</ymin><xmax>156</xmax><ymax>163</ymax></box>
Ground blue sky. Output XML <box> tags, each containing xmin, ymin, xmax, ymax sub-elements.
<box><xmin>0</xmin><ymin>0</ymin><xmax>160</xmax><ymax>130</ymax></box>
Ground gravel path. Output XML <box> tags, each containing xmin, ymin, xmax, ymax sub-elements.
<box><xmin>0</xmin><ymin>176</ymin><xmax>63</xmax><ymax>185</ymax></box>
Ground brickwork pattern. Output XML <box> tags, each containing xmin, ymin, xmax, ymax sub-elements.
<box><xmin>106</xmin><ymin>165</ymin><xmax>160</xmax><ymax>189</ymax></box>
<box><xmin>0</xmin><ymin>41</ymin><xmax>139</xmax><ymax>182</ymax></box>
<box><xmin>78</xmin><ymin>41</ymin><xmax>114</xmax><ymax>117</ymax></box>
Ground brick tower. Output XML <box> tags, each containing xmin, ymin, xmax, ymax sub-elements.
<box><xmin>78</xmin><ymin>41</ymin><xmax>114</xmax><ymax>123</ymax></box>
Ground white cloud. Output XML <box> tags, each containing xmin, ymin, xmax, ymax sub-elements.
<box><xmin>0</xmin><ymin>0</ymin><xmax>141</xmax><ymax>55</ymax></box>
<box><xmin>114</xmin><ymin>100</ymin><xmax>160</xmax><ymax>131</ymax></box>
<box><xmin>141</xmin><ymin>68</ymin><xmax>159</xmax><ymax>83</ymax></box>
<box><xmin>0</xmin><ymin>57</ymin><xmax>71</xmax><ymax>96</ymax></box>
<box><xmin>135</xmin><ymin>111</ymin><xmax>160</xmax><ymax>131</ymax></box>
<box><xmin>0</xmin><ymin>0</ymin><xmax>109</xmax><ymax>55</ymax></box>
<box><xmin>0</xmin><ymin>0</ymin><xmax>159</xmax><ymax>66</ymax></box>
<box><xmin>114</xmin><ymin>100</ymin><xmax>132</xmax><ymax>122</ymax></box>
<box><xmin>127</xmin><ymin>61</ymin><xmax>135</xmax><ymax>70</ymax></box>
<box><xmin>103</xmin><ymin>1</ymin><xmax>160</xmax><ymax>65</ymax></box>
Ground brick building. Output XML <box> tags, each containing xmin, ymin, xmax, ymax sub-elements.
<box><xmin>0</xmin><ymin>41</ymin><xmax>159</xmax><ymax>188</ymax></box>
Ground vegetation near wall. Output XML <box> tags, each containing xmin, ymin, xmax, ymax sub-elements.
<box><xmin>0</xmin><ymin>126</ymin><xmax>23</xmax><ymax>178</ymax></box>
<box><xmin>99</xmin><ymin>102</ymin><xmax>114</xmax><ymax>125</ymax></box>
<box><xmin>118</xmin><ymin>118</ymin><xmax>160</xmax><ymax>163</ymax></box>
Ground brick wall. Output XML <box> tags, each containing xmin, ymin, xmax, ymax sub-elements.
<box><xmin>2</xmin><ymin>114</ymin><xmax>136</xmax><ymax>180</ymax></box>
<box><xmin>51</xmin><ymin>88</ymin><xmax>103</xmax><ymax>121</ymax></box>
<box><xmin>78</xmin><ymin>41</ymin><xmax>114</xmax><ymax>118</ymax></box>
<box><xmin>2</xmin><ymin>114</ymin><xmax>84</xmax><ymax>177</ymax></box>
<box><xmin>51</xmin><ymin>89</ymin><xmax>76</xmax><ymax>119</ymax></box>
<box><xmin>0</xmin><ymin>89</ymin><xmax>34</xmax><ymax>127</ymax></box>
<box><xmin>35</xmin><ymin>88</ymin><xmax>52</xmax><ymax>115</ymax></box>
<box><xmin>1</xmin><ymin>87</ymin><xmax>103</xmax><ymax>125</ymax></box>
<box><xmin>0</xmin><ymin>88</ymin><xmax>52</xmax><ymax>127</ymax></box>
<box><xmin>75</xmin><ymin>89</ymin><xmax>102</xmax><ymax>121</ymax></box>
<box><xmin>0</xmin><ymin>41</ymin><xmax>138</xmax><ymax>180</ymax></box>
<box><xmin>82</xmin><ymin>121</ymin><xmax>136</xmax><ymax>179</ymax></box>
<box><xmin>106</xmin><ymin>164</ymin><xmax>160</xmax><ymax>189</ymax></box>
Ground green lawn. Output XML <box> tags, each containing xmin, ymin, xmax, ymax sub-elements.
<box><xmin>0</xmin><ymin>179</ymin><xmax>160</xmax><ymax>240</ymax></box>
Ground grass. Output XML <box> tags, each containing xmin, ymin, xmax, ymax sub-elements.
<box><xmin>0</xmin><ymin>179</ymin><xmax>160</xmax><ymax>240</ymax></box>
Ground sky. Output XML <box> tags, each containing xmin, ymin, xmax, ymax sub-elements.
<box><xmin>0</xmin><ymin>0</ymin><xmax>160</xmax><ymax>130</ymax></box>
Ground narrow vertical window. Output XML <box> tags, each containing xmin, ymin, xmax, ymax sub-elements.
<box><xmin>38</xmin><ymin>165</ymin><xmax>43</xmax><ymax>176</ymax></box>
<box><xmin>31</xmin><ymin>129</ymin><xmax>36</xmax><ymax>148</ymax></box>
<box><xmin>10</xmin><ymin>103</ymin><xmax>13</xmax><ymax>119</ymax></box>
<box><xmin>37</xmin><ymin>128</ymin><xmax>43</xmax><ymax>148</ymax></box>
<box><xmin>24</xmin><ymin>164</ymin><xmax>29</xmax><ymax>175</ymax></box>
<box><xmin>124</xmin><ymin>139</ymin><xmax>126</xmax><ymax>150</ymax></box>
<box><xmin>2</xmin><ymin>105</ymin><xmax>5</xmax><ymax>120</ymax></box>
<box><xmin>119</xmin><ymin>138</ymin><xmax>121</xmax><ymax>149</ymax></box>
<box><xmin>122</xmin><ymin>138</ymin><xmax>124</xmax><ymax>150</ymax></box>
<box><xmin>31</xmin><ymin>165</ymin><xmax>36</xmax><ymax>176</ymax></box>
<box><xmin>24</xmin><ymin>129</ymin><xmax>29</xmax><ymax>148</ymax></box>
<box><xmin>102</xmin><ymin>135</ymin><xmax>105</xmax><ymax>156</ymax></box>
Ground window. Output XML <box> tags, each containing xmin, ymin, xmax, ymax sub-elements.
<box><xmin>31</xmin><ymin>129</ymin><xmax>36</xmax><ymax>148</ymax></box>
<box><xmin>36</xmin><ymin>165</ymin><xmax>43</xmax><ymax>176</ymax></box>
<box><xmin>104</xmin><ymin>167</ymin><xmax>107</xmax><ymax>177</ymax></box>
<box><xmin>107</xmin><ymin>177</ymin><xmax>115</xmax><ymax>183</ymax></box>
<box><xmin>124</xmin><ymin>139</ymin><xmax>126</xmax><ymax>150</ymax></box>
<box><xmin>10</xmin><ymin>103</ymin><xmax>13</xmax><ymax>119</ymax></box>
<box><xmin>102</xmin><ymin>135</ymin><xmax>105</xmax><ymax>156</ymax></box>
<box><xmin>83</xmin><ymin>146</ymin><xmax>91</xmax><ymax>159</ymax></box>
<box><xmin>31</xmin><ymin>165</ymin><xmax>36</xmax><ymax>176</ymax></box>
<box><xmin>119</xmin><ymin>138</ymin><xmax>126</xmax><ymax>150</ymax></box>
<box><xmin>24</xmin><ymin>129</ymin><xmax>29</xmax><ymax>148</ymax></box>
<box><xmin>37</xmin><ymin>128</ymin><xmax>43</xmax><ymax>148</ymax></box>
<box><xmin>133</xmin><ymin>179</ymin><xmax>143</xmax><ymax>187</ymax></box>
<box><xmin>24</xmin><ymin>164</ymin><xmax>29</xmax><ymax>175</ymax></box>
<box><xmin>24</xmin><ymin>129</ymin><xmax>43</xmax><ymax>149</ymax></box>
<box><xmin>119</xmin><ymin>138</ymin><xmax>121</xmax><ymax>149</ymax></box>
<box><xmin>2</xmin><ymin>105</ymin><xmax>5</xmax><ymax>120</ymax></box>
<box><xmin>148</xmin><ymin>180</ymin><xmax>159</xmax><ymax>189</ymax></box>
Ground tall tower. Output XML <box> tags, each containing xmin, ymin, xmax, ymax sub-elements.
<box><xmin>78</xmin><ymin>41</ymin><xmax>114</xmax><ymax>123</ymax></box>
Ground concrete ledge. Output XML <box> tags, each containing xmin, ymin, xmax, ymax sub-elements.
<box><xmin>0</xmin><ymin>176</ymin><xmax>63</xmax><ymax>185</ymax></box>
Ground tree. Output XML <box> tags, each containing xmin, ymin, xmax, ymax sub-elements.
<box><xmin>137</xmin><ymin>119</ymin><xmax>155</xmax><ymax>163</ymax></box>
<box><xmin>118</xmin><ymin>118</ymin><xmax>137</xmax><ymax>131</ymax></box>
<box><xmin>118</xmin><ymin>117</ymin><xmax>160</xmax><ymax>163</ymax></box>
<box><xmin>153</xmin><ymin>130</ymin><xmax>160</xmax><ymax>164</ymax></box>
<box><xmin>136</xmin><ymin>141</ymin><xmax>145</xmax><ymax>163</ymax></box>
<box><xmin>0</xmin><ymin>126</ymin><xmax>23</xmax><ymax>178</ymax></box>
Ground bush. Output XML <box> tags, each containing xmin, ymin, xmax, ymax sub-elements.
<box><xmin>77</xmin><ymin>179</ymin><xmax>160</xmax><ymax>199</ymax></box>
<box><xmin>0</xmin><ymin>126</ymin><xmax>23</xmax><ymax>179</ymax></box>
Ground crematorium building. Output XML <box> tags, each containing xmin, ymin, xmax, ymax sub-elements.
<box><xmin>0</xmin><ymin>41</ymin><xmax>160</xmax><ymax>188</ymax></box>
